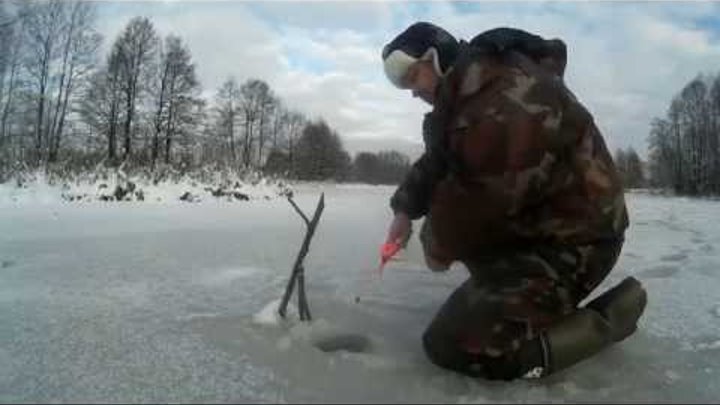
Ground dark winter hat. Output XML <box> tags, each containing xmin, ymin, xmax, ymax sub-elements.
<box><xmin>382</xmin><ymin>22</ymin><xmax>459</xmax><ymax>88</ymax></box>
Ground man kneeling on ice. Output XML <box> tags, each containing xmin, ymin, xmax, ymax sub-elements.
<box><xmin>380</xmin><ymin>22</ymin><xmax>647</xmax><ymax>380</ymax></box>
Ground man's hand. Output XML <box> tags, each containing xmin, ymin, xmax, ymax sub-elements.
<box><xmin>386</xmin><ymin>212</ymin><xmax>412</xmax><ymax>247</ymax></box>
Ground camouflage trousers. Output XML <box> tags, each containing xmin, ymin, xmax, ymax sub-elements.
<box><xmin>419</xmin><ymin>220</ymin><xmax>624</xmax><ymax>378</ymax></box>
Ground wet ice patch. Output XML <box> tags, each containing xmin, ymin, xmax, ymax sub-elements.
<box><xmin>638</xmin><ymin>265</ymin><xmax>679</xmax><ymax>279</ymax></box>
<box><xmin>660</xmin><ymin>253</ymin><xmax>688</xmax><ymax>262</ymax></box>
<box><xmin>314</xmin><ymin>333</ymin><xmax>371</xmax><ymax>353</ymax></box>
<box><xmin>203</xmin><ymin>266</ymin><xmax>265</xmax><ymax>285</ymax></box>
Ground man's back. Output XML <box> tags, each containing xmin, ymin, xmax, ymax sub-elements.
<box><xmin>424</xmin><ymin>42</ymin><xmax>628</xmax><ymax>261</ymax></box>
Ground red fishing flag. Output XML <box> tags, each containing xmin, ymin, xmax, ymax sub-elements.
<box><xmin>376</xmin><ymin>241</ymin><xmax>402</xmax><ymax>277</ymax></box>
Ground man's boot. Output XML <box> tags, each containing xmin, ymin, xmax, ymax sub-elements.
<box><xmin>585</xmin><ymin>276</ymin><xmax>648</xmax><ymax>342</ymax></box>
<box><xmin>520</xmin><ymin>276</ymin><xmax>647</xmax><ymax>378</ymax></box>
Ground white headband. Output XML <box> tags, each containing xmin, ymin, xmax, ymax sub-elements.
<box><xmin>383</xmin><ymin>47</ymin><xmax>441</xmax><ymax>89</ymax></box>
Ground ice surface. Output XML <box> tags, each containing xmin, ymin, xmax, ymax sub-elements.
<box><xmin>1</xmin><ymin>184</ymin><xmax>719</xmax><ymax>402</ymax></box>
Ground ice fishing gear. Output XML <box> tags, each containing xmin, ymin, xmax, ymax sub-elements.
<box><xmin>278</xmin><ymin>192</ymin><xmax>325</xmax><ymax>321</ymax></box>
<box><xmin>376</xmin><ymin>241</ymin><xmax>402</xmax><ymax>276</ymax></box>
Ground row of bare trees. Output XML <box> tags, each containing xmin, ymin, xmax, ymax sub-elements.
<box><xmin>352</xmin><ymin>150</ymin><xmax>411</xmax><ymax>185</ymax></box>
<box><xmin>614</xmin><ymin>147</ymin><xmax>645</xmax><ymax>189</ymax></box>
<box><xmin>0</xmin><ymin>1</ymin><xmax>410</xmax><ymax>184</ymax></box>
<box><xmin>0</xmin><ymin>0</ymin><xmax>100</xmax><ymax>169</ymax></box>
<box><xmin>648</xmin><ymin>73</ymin><xmax>720</xmax><ymax>195</ymax></box>
<box><xmin>77</xmin><ymin>15</ymin><xmax>204</xmax><ymax>170</ymax></box>
<box><xmin>209</xmin><ymin>77</ymin><xmax>308</xmax><ymax>174</ymax></box>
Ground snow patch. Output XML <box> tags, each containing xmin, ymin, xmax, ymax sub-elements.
<box><xmin>0</xmin><ymin>171</ymin><xmax>290</xmax><ymax>206</ymax></box>
<box><xmin>253</xmin><ymin>299</ymin><xmax>292</xmax><ymax>326</ymax></box>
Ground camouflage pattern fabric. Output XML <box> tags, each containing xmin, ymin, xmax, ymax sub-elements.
<box><xmin>421</xmin><ymin>237</ymin><xmax>623</xmax><ymax>379</ymax></box>
<box><xmin>390</xmin><ymin>38</ymin><xmax>629</xmax><ymax>379</ymax></box>
<box><xmin>391</xmin><ymin>41</ymin><xmax>628</xmax><ymax>264</ymax></box>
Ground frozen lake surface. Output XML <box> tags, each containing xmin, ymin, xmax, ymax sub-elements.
<box><xmin>1</xmin><ymin>184</ymin><xmax>719</xmax><ymax>403</ymax></box>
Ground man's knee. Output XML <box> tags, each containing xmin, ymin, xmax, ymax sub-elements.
<box><xmin>422</xmin><ymin>327</ymin><xmax>456</xmax><ymax>370</ymax></box>
<box><xmin>422</xmin><ymin>327</ymin><xmax>525</xmax><ymax>381</ymax></box>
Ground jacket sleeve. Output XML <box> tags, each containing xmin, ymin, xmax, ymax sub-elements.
<box><xmin>390</xmin><ymin>113</ymin><xmax>447</xmax><ymax>220</ymax></box>
<box><xmin>390</xmin><ymin>153</ymin><xmax>435</xmax><ymax>219</ymax></box>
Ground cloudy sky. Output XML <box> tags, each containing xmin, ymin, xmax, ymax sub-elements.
<box><xmin>96</xmin><ymin>1</ymin><xmax>720</xmax><ymax>160</ymax></box>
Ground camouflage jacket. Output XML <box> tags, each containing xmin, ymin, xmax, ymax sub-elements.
<box><xmin>390</xmin><ymin>40</ymin><xmax>628</xmax><ymax>260</ymax></box>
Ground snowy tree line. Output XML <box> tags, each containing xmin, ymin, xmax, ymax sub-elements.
<box><xmin>352</xmin><ymin>151</ymin><xmax>411</xmax><ymax>185</ymax></box>
<box><xmin>0</xmin><ymin>1</ymin><xmax>410</xmax><ymax>185</ymax></box>
<box><xmin>648</xmin><ymin>73</ymin><xmax>720</xmax><ymax>196</ymax></box>
<box><xmin>614</xmin><ymin>147</ymin><xmax>645</xmax><ymax>189</ymax></box>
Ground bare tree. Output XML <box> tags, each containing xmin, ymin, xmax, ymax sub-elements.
<box><xmin>150</xmin><ymin>34</ymin><xmax>200</xmax><ymax>168</ymax></box>
<box><xmin>214</xmin><ymin>77</ymin><xmax>242</xmax><ymax>167</ymax></box>
<box><xmin>624</xmin><ymin>148</ymin><xmax>644</xmax><ymax>189</ymax></box>
<box><xmin>709</xmin><ymin>75</ymin><xmax>720</xmax><ymax>193</ymax></box>
<box><xmin>78</xmin><ymin>42</ymin><xmax>126</xmax><ymax>164</ymax></box>
<box><xmin>668</xmin><ymin>97</ymin><xmax>685</xmax><ymax>192</ymax></box>
<box><xmin>648</xmin><ymin>73</ymin><xmax>720</xmax><ymax>196</ymax></box>
<box><xmin>283</xmin><ymin>110</ymin><xmax>306</xmax><ymax>177</ymax></box>
<box><xmin>256</xmin><ymin>92</ymin><xmax>278</xmax><ymax>167</ymax></box>
<box><xmin>47</xmin><ymin>1</ymin><xmax>100</xmax><ymax>162</ymax></box>
<box><xmin>678</xmin><ymin>78</ymin><xmax>709</xmax><ymax>195</ymax></box>
<box><xmin>114</xmin><ymin>16</ymin><xmax>158</xmax><ymax>161</ymax></box>
<box><xmin>0</xmin><ymin>3</ymin><xmax>22</xmax><ymax>143</ymax></box>
<box><xmin>268</xmin><ymin>99</ymin><xmax>285</xmax><ymax>152</ymax></box>
<box><xmin>239</xmin><ymin>79</ymin><xmax>273</xmax><ymax>168</ymax></box>
<box><xmin>19</xmin><ymin>0</ymin><xmax>65</xmax><ymax>163</ymax></box>
<box><xmin>0</xmin><ymin>3</ymin><xmax>12</xmax><ymax>118</ymax></box>
<box><xmin>648</xmin><ymin>118</ymin><xmax>674</xmax><ymax>188</ymax></box>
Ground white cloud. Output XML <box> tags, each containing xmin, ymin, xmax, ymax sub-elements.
<box><xmin>638</xmin><ymin>18</ymin><xmax>712</xmax><ymax>55</ymax></box>
<box><xmin>95</xmin><ymin>1</ymin><xmax>720</xmax><ymax>160</ymax></box>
